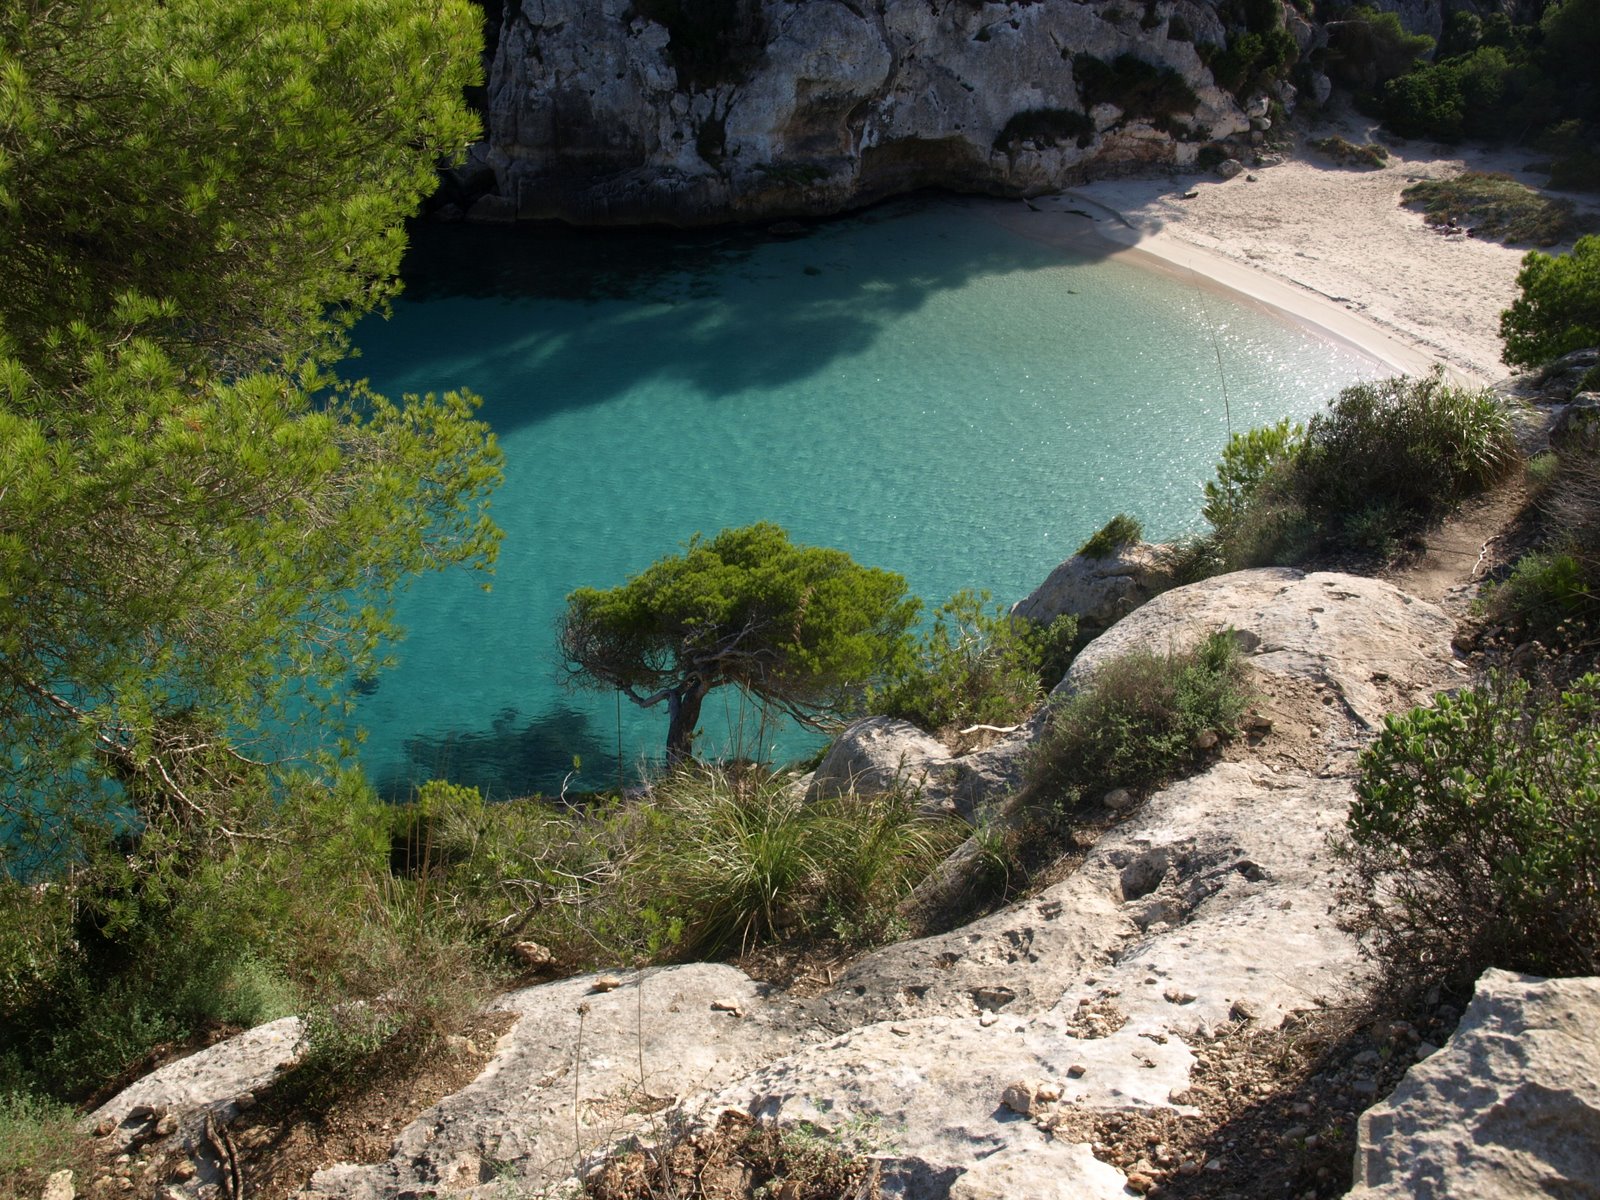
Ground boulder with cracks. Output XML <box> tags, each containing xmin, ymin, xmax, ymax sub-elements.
<box><xmin>1352</xmin><ymin>970</ymin><xmax>1600</xmax><ymax>1200</ymax></box>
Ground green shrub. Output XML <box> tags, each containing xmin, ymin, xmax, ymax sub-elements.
<box><xmin>994</xmin><ymin>108</ymin><xmax>1095</xmax><ymax>153</ymax></box>
<box><xmin>1074</xmin><ymin>53</ymin><xmax>1199</xmax><ymax>120</ymax></box>
<box><xmin>1202</xmin><ymin>419</ymin><xmax>1304</xmax><ymax>535</ymax></box>
<box><xmin>1343</xmin><ymin>673</ymin><xmax>1600</xmax><ymax>979</ymax></box>
<box><xmin>1295</xmin><ymin>370</ymin><xmax>1519</xmax><ymax>527</ymax></box>
<box><xmin>1030</xmin><ymin>631</ymin><xmax>1249</xmax><ymax>806</ymax></box>
<box><xmin>1489</xmin><ymin>551</ymin><xmax>1595</xmax><ymax>635</ymax></box>
<box><xmin>626</xmin><ymin>768</ymin><xmax>960</xmax><ymax>957</ymax></box>
<box><xmin>1324</xmin><ymin>7</ymin><xmax>1434</xmax><ymax>95</ymax></box>
<box><xmin>1550</xmin><ymin>150</ymin><xmax>1600</xmax><ymax>193</ymax></box>
<box><xmin>1381</xmin><ymin>47</ymin><xmax>1514</xmax><ymax>141</ymax></box>
<box><xmin>0</xmin><ymin>769</ymin><xmax>503</xmax><ymax>1107</ymax></box>
<box><xmin>872</xmin><ymin>590</ymin><xmax>1078</xmax><ymax>733</ymax></box>
<box><xmin>1077</xmin><ymin>512</ymin><xmax>1144</xmax><ymax>558</ymax></box>
<box><xmin>1202</xmin><ymin>373</ymin><xmax>1517</xmax><ymax>568</ymax></box>
<box><xmin>1494</xmin><ymin>445</ymin><xmax>1600</xmax><ymax>642</ymax></box>
<box><xmin>1310</xmin><ymin>136</ymin><xmax>1389</xmax><ymax>169</ymax></box>
<box><xmin>1402</xmin><ymin>173</ymin><xmax>1588</xmax><ymax>246</ymax></box>
<box><xmin>1207</xmin><ymin>27</ymin><xmax>1299</xmax><ymax>97</ymax></box>
<box><xmin>1501</xmin><ymin>235</ymin><xmax>1600</xmax><ymax>367</ymax></box>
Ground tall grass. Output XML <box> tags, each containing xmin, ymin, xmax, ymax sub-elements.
<box><xmin>629</xmin><ymin>768</ymin><xmax>963</xmax><ymax>956</ymax></box>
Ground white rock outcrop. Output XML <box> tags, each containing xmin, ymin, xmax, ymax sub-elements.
<box><xmin>1011</xmin><ymin>541</ymin><xmax>1177</xmax><ymax>634</ymax></box>
<box><xmin>88</xmin><ymin>1016</ymin><xmax>303</xmax><ymax>1152</ymax></box>
<box><xmin>97</xmin><ymin>567</ymin><xmax>1481</xmax><ymax>1200</ymax></box>
<box><xmin>1064</xmin><ymin>567</ymin><xmax>1465</xmax><ymax>727</ymax></box>
<box><xmin>805</xmin><ymin>715</ymin><xmax>1034</xmax><ymax>820</ymax></box>
<box><xmin>1352</xmin><ymin>969</ymin><xmax>1600</xmax><ymax>1200</ymax></box>
<box><xmin>299</xmin><ymin>966</ymin><xmax>805</xmax><ymax>1199</ymax></box>
<box><xmin>484</xmin><ymin>0</ymin><xmax>1261</xmax><ymax>225</ymax></box>
<box><xmin>805</xmin><ymin>716</ymin><xmax>956</xmax><ymax>809</ymax></box>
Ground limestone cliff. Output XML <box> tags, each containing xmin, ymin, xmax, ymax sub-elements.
<box><xmin>479</xmin><ymin>0</ymin><xmax>1301</xmax><ymax>225</ymax></box>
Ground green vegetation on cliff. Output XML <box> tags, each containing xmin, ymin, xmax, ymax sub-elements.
<box><xmin>1345</xmin><ymin>673</ymin><xmax>1600</xmax><ymax>980</ymax></box>
<box><xmin>0</xmin><ymin>0</ymin><xmax>503</xmax><ymax>1178</ymax></box>
<box><xmin>1192</xmin><ymin>371</ymin><xmax>1519</xmax><ymax>568</ymax></box>
<box><xmin>0</xmin><ymin>0</ymin><xmax>500</xmax><ymax>860</ymax></box>
<box><xmin>1501</xmin><ymin>235</ymin><xmax>1600</xmax><ymax>365</ymax></box>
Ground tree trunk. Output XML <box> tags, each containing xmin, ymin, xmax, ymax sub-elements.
<box><xmin>664</xmin><ymin>684</ymin><xmax>705</xmax><ymax>764</ymax></box>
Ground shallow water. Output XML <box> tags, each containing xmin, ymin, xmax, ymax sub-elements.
<box><xmin>341</xmin><ymin>195</ymin><xmax>1381</xmax><ymax>797</ymax></box>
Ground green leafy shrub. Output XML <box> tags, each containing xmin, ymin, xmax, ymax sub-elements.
<box><xmin>1343</xmin><ymin>674</ymin><xmax>1600</xmax><ymax>979</ymax></box>
<box><xmin>1490</xmin><ymin>445</ymin><xmax>1600</xmax><ymax>642</ymax></box>
<box><xmin>1294</xmin><ymin>370</ymin><xmax>1519</xmax><ymax>530</ymax></box>
<box><xmin>1207</xmin><ymin>27</ymin><xmax>1299</xmax><ymax>97</ymax></box>
<box><xmin>1074</xmin><ymin>53</ymin><xmax>1199</xmax><ymax>120</ymax></box>
<box><xmin>1201</xmin><ymin>372</ymin><xmax>1517</xmax><ymax>568</ymax></box>
<box><xmin>1077</xmin><ymin>512</ymin><xmax>1145</xmax><ymax>558</ymax></box>
<box><xmin>872</xmin><ymin>590</ymin><xmax>1077</xmax><ymax>733</ymax></box>
<box><xmin>1550</xmin><ymin>150</ymin><xmax>1600</xmax><ymax>193</ymax></box>
<box><xmin>1489</xmin><ymin>551</ymin><xmax>1594</xmax><ymax>636</ymax></box>
<box><xmin>0</xmin><ymin>770</ymin><xmax>503</xmax><ymax>1107</ymax></box>
<box><xmin>1381</xmin><ymin>47</ymin><xmax>1514</xmax><ymax>141</ymax></box>
<box><xmin>1402</xmin><ymin>173</ymin><xmax>1588</xmax><ymax>246</ymax></box>
<box><xmin>1324</xmin><ymin>7</ymin><xmax>1434</xmax><ymax>96</ymax></box>
<box><xmin>1030</xmin><ymin>631</ymin><xmax>1249</xmax><ymax>806</ymax></box>
<box><xmin>994</xmin><ymin>108</ymin><xmax>1095</xmax><ymax>153</ymax></box>
<box><xmin>1501</xmin><ymin>235</ymin><xmax>1600</xmax><ymax>366</ymax></box>
<box><xmin>1311</xmin><ymin>136</ymin><xmax>1390</xmax><ymax>169</ymax></box>
<box><xmin>1202</xmin><ymin>419</ymin><xmax>1304</xmax><ymax>535</ymax></box>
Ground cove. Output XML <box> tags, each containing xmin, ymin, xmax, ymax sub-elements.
<box><xmin>341</xmin><ymin>194</ymin><xmax>1383</xmax><ymax>798</ymax></box>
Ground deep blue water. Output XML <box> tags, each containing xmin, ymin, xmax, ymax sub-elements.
<box><xmin>340</xmin><ymin>195</ymin><xmax>1382</xmax><ymax>797</ymax></box>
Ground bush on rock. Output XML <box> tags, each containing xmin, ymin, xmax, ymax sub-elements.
<box><xmin>1343</xmin><ymin>673</ymin><xmax>1600</xmax><ymax>980</ymax></box>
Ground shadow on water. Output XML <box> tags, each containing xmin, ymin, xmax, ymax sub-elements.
<box><xmin>372</xmin><ymin>703</ymin><xmax>621</xmax><ymax>802</ymax></box>
<box><xmin>360</xmin><ymin>194</ymin><xmax>1122</xmax><ymax>430</ymax></box>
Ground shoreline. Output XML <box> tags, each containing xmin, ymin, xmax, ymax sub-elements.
<box><xmin>988</xmin><ymin>194</ymin><xmax>1438</xmax><ymax>382</ymax></box>
<box><xmin>977</xmin><ymin>119</ymin><xmax>1600</xmax><ymax>388</ymax></box>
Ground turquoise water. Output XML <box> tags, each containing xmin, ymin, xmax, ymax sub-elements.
<box><xmin>345</xmin><ymin>195</ymin><xmax>1381</xmax><ymax>797</ymax></box>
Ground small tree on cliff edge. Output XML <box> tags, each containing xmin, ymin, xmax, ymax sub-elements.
<box><xmin>559</xmin><ymin>523</ymin><xmax>919</xmax><ymax>762</ymax></box>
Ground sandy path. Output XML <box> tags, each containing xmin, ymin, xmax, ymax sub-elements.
<box><xmin>984</xmin><ymin>111</ymin><xmax>1600</xmax><ymax>385</ymax></box>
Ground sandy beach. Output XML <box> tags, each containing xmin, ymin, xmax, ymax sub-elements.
<box><xmin>990</xmin><ymin>113</ymin><xmax>1599</xmax><ymax>386</ymax></box>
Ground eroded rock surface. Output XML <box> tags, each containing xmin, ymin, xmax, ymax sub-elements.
<box><xmin>88</xmin><ymin>1016</ymin><xmax>303</xmax><ymax>1154</ymax></box>
<box><xmin>1064</xmin><ymin>568</ymin><xmax>1464</xmax><ymax>727</ymax></box>
<box><xmin>97</xmin><ymin>568</ymin><xmax>1482</xmax><ymax>1199</ymax></box>
<box><xmin>806</xmin><ymin>716</ymin><xmax>956</xmax><ymax>809</ymax></box>
<box><xmin>705</xmin><ymin>758</ymin><xmax>1367</xmax><ymax>1193</ymax></box>
<box><xmin>806</xmin><ymin>715</ymin><xmax>1033</xmax><ymax>821</ymax></box>
<box><xmin>1012</xmin><ymin>541</ymin><xmax>1177</xmax><ymax>635</ymax></box>
<box><xmin>483</xmin><ymin>0</ymin><xmax>1261</xmax><ymax>225</ymax></box>
<box><xmin>1353</xmin><ymin>970</ymin><xmax>1600</xmax><ymax>1200</ymax></box>
<box><xmin>300</xmin><ymin>967</ymin><xmax>804</xmax><ymax>1199</ymax></box>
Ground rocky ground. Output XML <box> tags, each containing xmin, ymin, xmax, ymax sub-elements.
<box><xmin>67</xmin><ymin>551</ymin><xmax>1510</xmax><ymax>1200</ymax></box>
<box><xmin>60</xmin><ymin>382</ymin><xmax>1599</xmax><ymax>1200</ymax></box>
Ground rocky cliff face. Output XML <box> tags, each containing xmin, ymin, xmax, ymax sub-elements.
<box><xmin>480</xmin><ymin>0</ymin><xmax>1295</xmax><ymax>225</ymax></box>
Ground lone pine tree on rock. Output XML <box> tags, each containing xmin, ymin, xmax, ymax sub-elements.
<box><xmin>559</xmin><ymin>522</ymin><xmax>919</xmax><ymax>762</ymax></box>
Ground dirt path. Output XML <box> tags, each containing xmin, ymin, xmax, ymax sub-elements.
<box><xmin>1382</xmin><ymin>482</ymin><xmax>1532</xmax><ymax>611</ymax></box>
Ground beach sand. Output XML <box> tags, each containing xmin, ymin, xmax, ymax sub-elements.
<box><xmin>987</xmin><ymin>113</ymin><xmax>1599</xmax><ymax>385</ymax></box>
